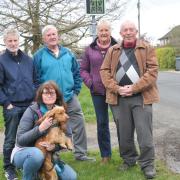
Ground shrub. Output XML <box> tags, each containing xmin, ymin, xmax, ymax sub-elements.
<box><xmin>156</xmin><ymin>47</ymin><xmax>176</xmax><ymax>69</ymax></box>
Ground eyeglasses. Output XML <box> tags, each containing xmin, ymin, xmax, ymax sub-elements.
<box><xmin>42</xmin><ymin>91</ymin><xmax>56</xmax><ymax>96</ymax></box>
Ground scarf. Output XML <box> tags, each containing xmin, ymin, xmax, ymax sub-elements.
<box><xmin>123</xmin><ymin>40</ymin><xmax>136</xmax><ymax>48</ymax></box>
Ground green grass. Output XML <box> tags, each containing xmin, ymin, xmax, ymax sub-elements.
<box><xmin>78</xmin><ymin>84</ymin><xmax>96</xmax><ymax>123</ymax></box>
<box><xmin>0</xmin><ymin>149</ymin><xmax>180</xmax><ymax>180</ymax></box>
<box><xmin>79</xmin><ymin>84</ymin><xmax>113</xmax><ymax>123</ymax></box>
<box><xmin>61</xmin><ymin>149</ymin><xmax>180</xmax><ymax>180</ymax></box>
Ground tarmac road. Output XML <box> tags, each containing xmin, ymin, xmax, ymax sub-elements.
<box><xmin>153</xmin><ymin>71</ymin><xmax>180</xmax><ymax>173</ymax></box>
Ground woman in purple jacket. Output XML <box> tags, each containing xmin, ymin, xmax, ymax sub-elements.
<box><xmin>80</xmin><ymin>20</ymin><xmax>117</xmax><ymax>163</ymax></box>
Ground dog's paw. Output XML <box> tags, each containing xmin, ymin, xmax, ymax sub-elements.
<box><xmin>60</xmin><ymin>143</ymin><xmax>67</xmax><ymax>149</ymax></box>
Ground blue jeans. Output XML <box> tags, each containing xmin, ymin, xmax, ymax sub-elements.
<box><xmin>13</xmin><ymin>147</ymin><xmax>77</xmax><ymax>180</ymax></box>
<box><xmin>58</xmin><ymin>164</ymin><xmax>77</xmax><ymax>180</ymax></box>
<box><xmin>13</xmin><ymin>147</ymin><xmax>44</xmax><ymax>180</ymax></box>
<box><xmin>3</xmin><ymin>106</ymin><xmax>27</xmax><ymax>170</ymax></box>
<box><xmin>91</xmin><ymin>95</ymin><xmax>111</xmax><ymax>157</ymax></box>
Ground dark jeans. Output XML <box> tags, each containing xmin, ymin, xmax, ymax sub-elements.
<box><xmin>3</xmin><ymin>106</ymin><xmax>27</xmax><ymax>170</ymax></box>
<box><xmin>91</xmin><ymin>95</ymin><xmax>111</xmax><ymax>157</ymax></box>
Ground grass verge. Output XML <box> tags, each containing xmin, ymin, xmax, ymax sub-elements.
<box><xmin>0</xmin><ymin>149</ymin><xmax>180</xmax><ymax>180</ymax></box>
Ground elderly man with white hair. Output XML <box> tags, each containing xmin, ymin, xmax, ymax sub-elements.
<box><xmin>33</xmin><ymin>25</ymin><xmax>95</xmax><ymax>162</ymax></box>
<box><xmin>0</xmin><ymin>26</ymin><xmax>38</xmax><ymax>180</ymax></box>
<box><xmin>100</xmin><ymin>20</ymin><xmax>159</xmax><ymax>179</ymax></box>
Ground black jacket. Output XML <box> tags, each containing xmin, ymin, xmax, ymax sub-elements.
<box><xmin>0</xmin><ymin>49</ymin><xmax>39</xmax><ymax>108</ymax></box>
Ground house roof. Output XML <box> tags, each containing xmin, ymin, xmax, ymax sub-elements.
<box><xmin>159</xmin><ymin>25</ymin><xmax>180</xmax><ymax>40</ymax></box>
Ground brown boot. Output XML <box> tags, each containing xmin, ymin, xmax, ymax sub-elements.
<box><xmin>101</xmin><ymin>157</ymin><xmax>111</xmax><ymax>164</ymax></box>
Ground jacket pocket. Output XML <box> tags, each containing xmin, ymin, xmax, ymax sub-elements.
<box><xmin>106</xmin><ymin>91</ymin><xmax>118</xmax><ymax>105</ymax></box>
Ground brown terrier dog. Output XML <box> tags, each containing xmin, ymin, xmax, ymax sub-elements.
<box><xmin>35</xmin><ymin>106</ymin><xmax>73</xmax><ymax>180</ymax></box>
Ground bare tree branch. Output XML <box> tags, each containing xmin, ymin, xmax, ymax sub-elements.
<box><xmin>0</xmin><ymin>0</ymin><xmax>127</xmax><ymax>53</ymax></box>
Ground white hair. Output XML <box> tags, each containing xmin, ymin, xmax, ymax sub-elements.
<box><xmin>42</xmin><ymin>25</ymin><xmax>58</xmax><ymax>37</ymax></box>
<box><xmin>96</xmin><ymin>19</ymin><xmax>111</xmax><ymax>32</ymax></box>
<box><xmin>3</xmin><ymin>26</ymin><xmax>19</xmax><ymax>41</ymax></box>
<box><xmin>120</xmin><ymin>20</ymin><xmax>137</xmax><ymax>32</ymax></box>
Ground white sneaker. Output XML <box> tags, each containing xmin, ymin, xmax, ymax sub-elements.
<box><xmin>4</xmin><ymin>169</ymin><xmax>18</xmax><ymax>180</ymax></box>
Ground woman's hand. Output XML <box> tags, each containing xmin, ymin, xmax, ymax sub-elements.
<box><xmin>39</xmin><ymin>117</ymin><xmax>53</xmax><ymax>132</ymax></box>
<box><xmin>39</xmin><ymin>141</ymin><xmax>55</xmax><ymax>151</ymax></box>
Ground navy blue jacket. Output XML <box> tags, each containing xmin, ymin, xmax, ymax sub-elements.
<box><xmin>0</xmin><ymin>49</ymin><xmax>39</xmax><ymax>108</ymax></box>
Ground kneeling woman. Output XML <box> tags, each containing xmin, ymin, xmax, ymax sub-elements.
<box><xmin>11</xmin><ymin>81</ymin><xmax>77</xmax><ymax>180</ymax></box>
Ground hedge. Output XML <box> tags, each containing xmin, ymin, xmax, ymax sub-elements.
<box><xmin>156</xmin><ymin>47</ymin><xmax>176</xmax><ymax>69</ymax></box>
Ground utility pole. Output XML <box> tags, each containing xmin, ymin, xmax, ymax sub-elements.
<box><xmin>137</xmin><ymin>0</ymin><xmax>140</xmax><ymax>38</ymax></box>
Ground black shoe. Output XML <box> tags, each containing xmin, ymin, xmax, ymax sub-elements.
<box><xmin>118</xmin><ymin>162</ymin><xmax>137</xmax><ymax>171</ymax></box>
<box><xmin>4</xmin><ymin>169</ymin><xmax>18</xmax><ymax>180</ymax></box>
<box><xmin>143</xmin><ymin>166</ymin><xmax>156</xmax><ymax>179</ymax></box>
<box><xmin>75</xmin><ymin>155</ymin><xmax>96</xmax><ymax>162</ymax></box>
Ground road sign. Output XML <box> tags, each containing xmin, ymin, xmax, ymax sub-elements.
<box><xmin>86</xmin><ymin>0</ymin><xmax>105</xmax><ymax>15</ymax></box>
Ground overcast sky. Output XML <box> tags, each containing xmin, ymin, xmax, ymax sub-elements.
<box><xmin>112</xmin><ymin>0</ymin><xmax>180</xmax><ymax>44</ymax></box>
<box><xmin>1</xmin><ymin>0</ymin><xmax>179</xmax><ymax>48</ymax></box>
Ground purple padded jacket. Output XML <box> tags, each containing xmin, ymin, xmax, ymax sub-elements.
<box><xmin>80</xmin><ymin>37</ymin><xmax>117</xmax><ymax>95</ymax></box>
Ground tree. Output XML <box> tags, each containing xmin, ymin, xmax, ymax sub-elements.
<box><xmin>0</xmin><ymin>0</ymin><xmax>127</xmax><ymax>54</ymax></box>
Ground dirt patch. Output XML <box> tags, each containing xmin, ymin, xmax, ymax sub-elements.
<box><xmin>163</xmin><ymin>129</ymin><xmax>180</xmax><ymax>173</ymax></box>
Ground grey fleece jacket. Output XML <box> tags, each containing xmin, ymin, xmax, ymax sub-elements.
<box><xmin>16</xmin><ymin>102</ymin><xmax>46</xmax><ymax>147</ymax></box>
<box><xmin>11</xmin><ymin>102</ymin><xmax>47</xmax><ymax>162</ymax></box>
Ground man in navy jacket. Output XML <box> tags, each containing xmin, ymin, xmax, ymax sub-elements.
<box><xmin>0</xmin><ymin>27</ymin><xmax>38</xmax><ymax>180</ymax></box>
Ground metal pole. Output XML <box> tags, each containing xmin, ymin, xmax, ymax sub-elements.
<box><xmin>91</xmin><ymin>15</ymin><xmax>96</xmax><ymax>41</ymax></box>
<box><xmin>137</xmin><ymin>0</ymin><xmax>140</xmax><ymax>38</ymax></box>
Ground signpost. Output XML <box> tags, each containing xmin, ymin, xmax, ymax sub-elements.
<box><xmin>86</xmin><ymin>0</ymin><xmax>105</xmax><ymax>40</ymax></box>
<box><xmin>86</xmin><ymin>0</ymin><xmax>105</xmax><ymax>14</ymax></box>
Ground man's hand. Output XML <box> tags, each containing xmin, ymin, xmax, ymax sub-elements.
<box><xmin>118</xmin><ymin>85</ymin><xmax>133</xmax><ymax>97</ymax></box>
<box><xmin>7</xmin><ymin>104</ymin><xmax>13</xmax><ymax>110</ymax></box>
